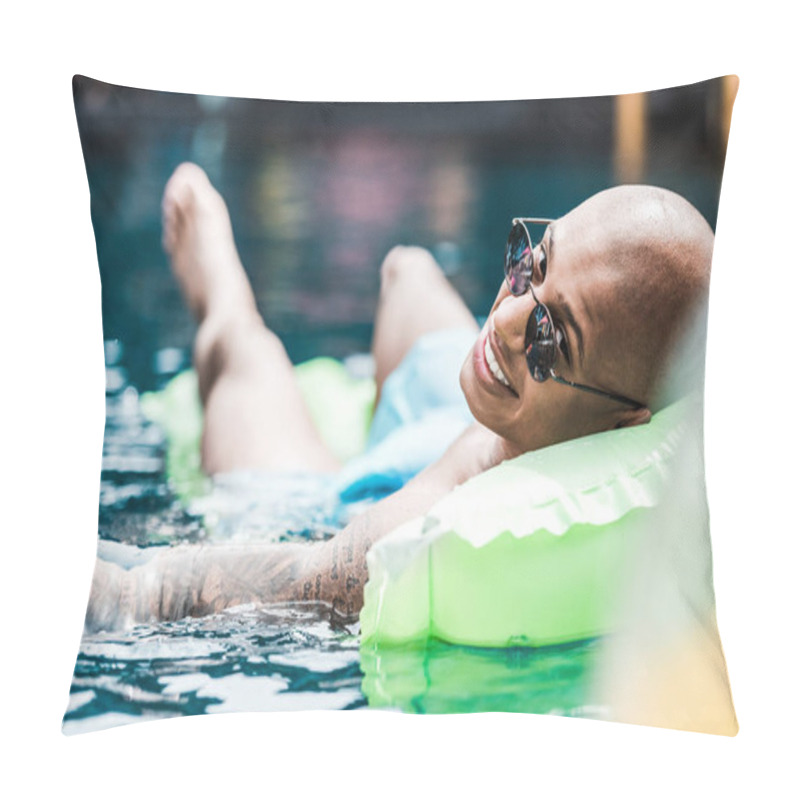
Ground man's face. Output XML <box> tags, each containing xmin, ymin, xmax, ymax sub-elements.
<box><xmin>460</xmin><ymin>199</ymin><xmax>644</xmax><ymax>455</ymax></box>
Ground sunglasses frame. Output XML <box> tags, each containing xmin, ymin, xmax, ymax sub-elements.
<box><xmin>507</xmin><ymin>218</ymin><xmax>646</xmax><ymax>410</ymax></box>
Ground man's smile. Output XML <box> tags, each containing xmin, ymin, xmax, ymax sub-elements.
<box><xmin>473</xmin><ymin>327</ymin><xmax>519</xmax><ymax>398</ymax></box>
<box><xmin>484</xmin><ymin>336</ymin><xmax>511</xmax><ymax>388</ymax></box>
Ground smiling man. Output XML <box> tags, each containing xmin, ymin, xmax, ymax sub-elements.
<box><xmin>462</xmin><ymin>194</ymin><xmax>711</xmax><ymax>455</ymax></box>
<box><xmin>85</xmin><ymin>165</ymin><xmax>713</xmax><ymax>632</ymax></box>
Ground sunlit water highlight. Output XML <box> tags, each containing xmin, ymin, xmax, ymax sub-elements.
<box><xmin>65</xmin><ymin>605</ymin><xmax>364</xmax><ymax>735</ymax></box>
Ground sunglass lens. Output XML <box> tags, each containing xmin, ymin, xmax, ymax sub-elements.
<box><xmin>505</xmin><ymin>223</ymin><xmax>532</xmax><ymax>296</ymax></box>
<box><xmin>525</xmin><ymin>303</ymin><xmax>556</xmax><ymax>382</ymax></box>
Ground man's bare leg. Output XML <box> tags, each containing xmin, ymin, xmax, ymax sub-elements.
<box><xmin>162</xmin><ymin>163</ymin><xmax>339</xmax><ymax>475</ymax></box>
<box><xmin>371</xmin><ymin>246</ymin><xmax>479</xmax><ymax>404</ymax></box>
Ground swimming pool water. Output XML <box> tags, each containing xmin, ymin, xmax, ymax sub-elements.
<box><xmin>65</xmin><ymin>605</ymin><xmax>365</xmax><ymax>734</ymax></box>
<box><xmin>63</xmin><ymin>347</ymin><xmax>602</xmax><ymax>733</ymax></box>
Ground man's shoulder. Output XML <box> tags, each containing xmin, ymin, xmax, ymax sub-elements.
<box><xmin>418</xmin><ymin>422</ymin><xmax>508</xmax><ymax>493</ymax></box>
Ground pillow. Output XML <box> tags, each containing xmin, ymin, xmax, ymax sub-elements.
<box><xmin>66</xmin><ymin>74</ymin><xmax>737</xmax><ymax>735</ymax></box>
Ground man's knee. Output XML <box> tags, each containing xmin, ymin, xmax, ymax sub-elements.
<box><xmin>194</xmin><ymin>313</ymin><xmax>282</xmax><ymax>395</ymax></box>
<box><xmin>379</xmin><ymin>246</ymin><xmax>443</xmax><ymax>295</ymax></box>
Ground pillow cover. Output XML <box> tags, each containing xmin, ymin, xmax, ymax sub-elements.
<box><xmin>66</xmin><ymin>74</ymin><xmax>737</xmax><ymax>735</ymax></box>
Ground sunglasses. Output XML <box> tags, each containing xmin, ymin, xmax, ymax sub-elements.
<box><xmin>505</xmin><ymin>218</ymin><xmax>645</xmax><ymax>410</ymax></box>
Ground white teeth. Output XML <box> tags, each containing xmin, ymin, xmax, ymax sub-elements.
<box><xmin>484</xmin><ymin>338</ymin><xmax>511</xmax><ymax>387</ymax></box>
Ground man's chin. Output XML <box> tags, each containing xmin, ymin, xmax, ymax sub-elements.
<box><xmin>459</xmin><ymin>363</ymin><xmax>480</xmax><ymax>417</ymax></box>
<box><xmin>460</xmin><ymin>369</ymin><xmax>498</xmax><ymax>435</ymax></box>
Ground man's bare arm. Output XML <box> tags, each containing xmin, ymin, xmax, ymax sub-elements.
<box><xmin>303</xmin><ymin>421</ymin><xmax>513</xmax><ymax>620</ymax></box>
<box><xmin>86</xmin><ymin>423</ymin><xmax>508</xmax><ymax>630</ymax></box>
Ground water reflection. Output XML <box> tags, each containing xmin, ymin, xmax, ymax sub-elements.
<box><xmin>361</xmin><ymin>637</ymin><xmax>604</xmax><ymax>717</ymax></box>
<box><xmin>64</xmin><ymin>604</ymin><xmax>364</xmax><ymax>735</ymax></box>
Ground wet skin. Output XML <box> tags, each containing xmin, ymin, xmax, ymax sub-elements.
<box><xmin>460</xmin><ymin>199</ymin><xmax>652</xmax><ymax>458</ymax></box>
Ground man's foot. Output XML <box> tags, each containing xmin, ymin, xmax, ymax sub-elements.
<box><xmin>162</xmin><ymin>163</ymin><xmax>257</xmax><ymax>322</ymax></box>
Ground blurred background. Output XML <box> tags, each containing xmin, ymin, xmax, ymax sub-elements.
<box><xmin>74</xmin><ymin>75</ymin><xmax>735</xmax><ymax>391</ymax></box>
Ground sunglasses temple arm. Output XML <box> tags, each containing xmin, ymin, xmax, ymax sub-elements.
<box><xmin>549</xmin><ymin>371</ymin><xmax>646</xmax><ymax>410</ymax></box>
<box><xmin>513</xmin><ymin>218</ymin><xmax>555</xmax><ymax>225</ymax></box>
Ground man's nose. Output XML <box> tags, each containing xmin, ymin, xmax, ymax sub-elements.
<box><xmin>492</xmin><ymin>290</ymin><xmax>533</xmax><ymax>348</ymax></box>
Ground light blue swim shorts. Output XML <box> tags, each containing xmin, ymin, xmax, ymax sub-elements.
<box><xmin>336</xmin><ymin>325</ymin><xmax>477</xmax><ymax>503</ymax></box>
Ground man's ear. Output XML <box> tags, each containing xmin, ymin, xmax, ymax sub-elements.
<box><xmin>614</xmin><ymin>406</ymin><xmax>652</xmax><ymax>429</ymax></box>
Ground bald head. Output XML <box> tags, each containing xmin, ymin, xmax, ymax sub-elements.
<box><xmin>461</xmin><ymin>184</ymin><xmax>714</xmax><ymax>455</ymax></box>
<box><xmin>564</xmin><ymin>185</ymin><xmax>714</xmax><ymax>409</ymax></box>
